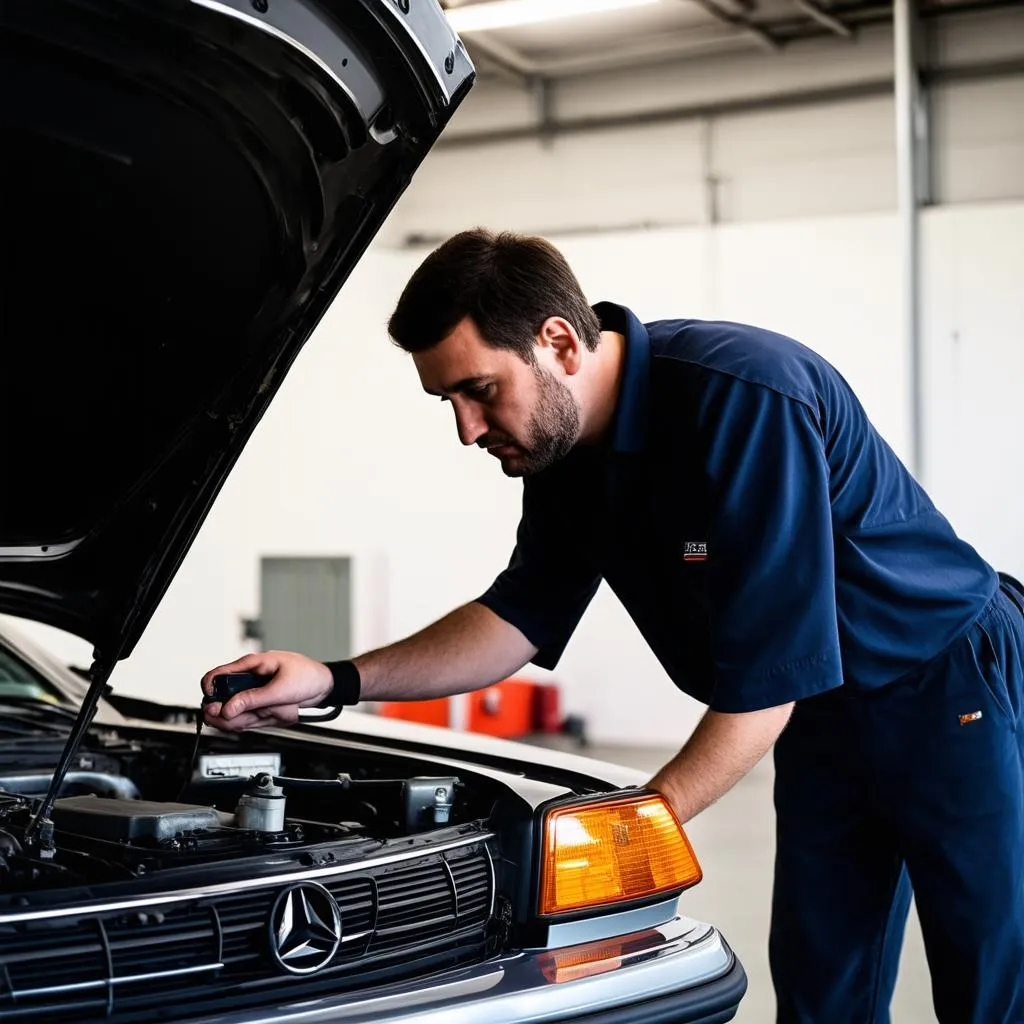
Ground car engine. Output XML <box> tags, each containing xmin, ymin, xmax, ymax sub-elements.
<box><xmin>0</xmin><ymin>714</ymin><xmax>491</xmax><ymax>894</ymax></box>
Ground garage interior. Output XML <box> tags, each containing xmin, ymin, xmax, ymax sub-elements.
<box><xmin>5</xmin><ymin>0</ymin><xmax>1022</xmax><ymax>1021</ymax></box>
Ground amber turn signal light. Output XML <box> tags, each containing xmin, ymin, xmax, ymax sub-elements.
<box><xmin>539</xmin><ymin>793</ymin><xmax>702</xmax><ymax>916</ymax></box>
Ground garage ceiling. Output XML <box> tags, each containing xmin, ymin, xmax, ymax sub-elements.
<box><xmin>439</xmin><ymin>0</ymin><xmax>1022</xmax><ymax>82</ymax></box>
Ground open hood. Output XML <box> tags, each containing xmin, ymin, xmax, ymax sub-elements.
<box><xmin>1</xmin><ymin>0</ymin><xmax>474</xmax><ymax>664</ymax></box>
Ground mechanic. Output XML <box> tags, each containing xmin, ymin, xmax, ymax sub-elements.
<box><xmin>201</xmin><ymin>228</ymin><xmax>1023</xmax><ymax>1023</ymax></box>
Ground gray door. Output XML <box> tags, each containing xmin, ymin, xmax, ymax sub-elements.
<box><xmin>258</xmin><ymin>557</ymin><xmax>352</xmax><ymax>662</ymax></box>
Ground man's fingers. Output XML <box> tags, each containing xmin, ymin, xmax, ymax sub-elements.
<box><xmin>221</xmin><ymin>684</ymin><xmax>277</xmax><ymax>720</ymax></box>
<box><xmin>208</xmin><ymin>709</ymin><xmax>265</xmax><ymax>732</ymax></box>
<box><xmin>216</xmin><ymin>684</ymin><xmax>303</xmax><ymax>723</ymax></box>
<box><xmin>198</xmin><ymin>651</ymin><xmax>328</xmax><ymax>734</ymax></box>
<box><xmin>203</xmin><ymin>707</ymin><xmax>287</xmax><ymax>732</ymax></box>
<box><xmin>220</xmin><ymin>673</ymin><xmax>318</xmax><ymax>720</ymax></box>
<box><xmin>200</xmin><ymin>653</ymin><xmax>275</xmax><ymax>695</ymax></box>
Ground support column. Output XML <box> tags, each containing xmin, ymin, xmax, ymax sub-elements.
<box><xmin>894</xmin><ymin>0</ymin><xmax>930</xmax><ymax>480</ymax></box>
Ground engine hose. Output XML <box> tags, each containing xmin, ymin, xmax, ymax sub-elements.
<box><xmin>176</xmin><ymin>709</ymin><xmax>204</xmax><ymax>803</ymax></box>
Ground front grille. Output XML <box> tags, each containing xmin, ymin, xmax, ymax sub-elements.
<box><xmin>372</xmin><ymin>860</ymin><xmax>455</xmax><ymax>951</ymax></box>
<box><xmin>0</xmin><ymin>907</ymin><xmax>223</xmax><ymax>1019</ymax></box>
<box><xmin>216</xmin><ymin>888</ymin><xmax>275</xmax><ymax>970</ymax></box>
<box><xmin>451</xmin><ymin>850</ymin><xmax>492</xmax><ymax>919</ymax></box>
<box><xmin>108</xmin><ymin>905</ymin><xmax>220</xmax><ymax>977</ymax></box>
<box><xmin>0</xmin><ymin>839</ymin><xmax>495</xmax><ymax>1022</ymax></box>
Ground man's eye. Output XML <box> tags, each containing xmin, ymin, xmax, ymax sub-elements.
<box><xmin>468</xmin><ymin>383</ymin><xmax>494</xmax><ymax>400</ymax></box>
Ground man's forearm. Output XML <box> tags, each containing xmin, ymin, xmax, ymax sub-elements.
<box><xmin>649</xmin><ymin>702</ymin><xmax>794</xmax><ymax>824</ymax></box>
<box><xmin>354</xmin><ymin>601</ymin><xmax>538</xmax><ymax>702</ymax></box>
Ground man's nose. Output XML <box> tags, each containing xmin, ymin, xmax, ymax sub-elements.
<box><xmin>453</xmin><ymin>400</ymin><xmax>487</xmax><ymax>447</ymax></box>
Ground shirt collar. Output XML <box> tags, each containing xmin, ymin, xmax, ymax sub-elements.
<box><xmin>593</xmin><ymin>301</ymin><xmax>650</xmax><ymax>454</ymax></box>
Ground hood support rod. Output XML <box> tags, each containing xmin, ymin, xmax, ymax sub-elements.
<box><xmin>24</xmin><ymin>655</ymin><xmax>115</xmax><ymax>849</ymax></box>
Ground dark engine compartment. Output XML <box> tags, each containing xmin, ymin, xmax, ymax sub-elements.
<box><xmin>0</xmin><ymin>708</ymin><xmax>508</xmax><ymax>1024</ymax></box>
<box><xmin>0</xmin><ymin>713</ymin><xmax>501</xmax><ymax>896</ymax></box>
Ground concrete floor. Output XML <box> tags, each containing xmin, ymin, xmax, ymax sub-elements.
<box><xmin>562</xmin><ymin>743</ymin><xmax>938</xmax><ymax>1024</ymax></box>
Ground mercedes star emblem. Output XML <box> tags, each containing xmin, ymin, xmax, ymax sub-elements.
<box><xmin>269</xmin><ymin>882</ymin><xmax>342</xmax><ymax>974</ymax></box>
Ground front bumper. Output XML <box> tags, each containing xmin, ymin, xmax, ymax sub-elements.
<box><xmin>190</xmin><ymin>915</ymin><xmax>746</xmax><ymax>1024</ymax></box>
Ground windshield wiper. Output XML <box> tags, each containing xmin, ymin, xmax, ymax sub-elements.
<box><xmin>0</xmin><ymin>696</ymin><xmax>80</xmax><ymax>722</ymax></box>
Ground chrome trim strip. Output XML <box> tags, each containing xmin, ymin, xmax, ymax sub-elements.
<box><xmin>0</xmin><ymin>833</ymin><xmax>494</xmax><ymax>924</ymax></box>
<box><xmin>540</xmin><ymin>895</ymin><xmax>683</xmax><ymax>950</ymax></box>
<box><xmin>11</xmin><ymin>977</ymin><xmax>107</xmax><ymax>998</ymax></box>
<box><xmin>339</xmin><ymin>929</ymin><xmax>371</xmax><ymax>945</ymax></box>
<box><xmin>483</xmin><ymin>842</ymin><xmax>496</xmax><ymax>920</ymax></box>
<box><xmin>440</xmin><ymin>858</ymin><xmax>458</xmax><ymax>922</ymax></box>
<box><xmin>112</xmin><ymin>962</ymin><xmax>225</xmax><ymax>986</ymax></box>
<box><xmin>11</xmin><ymin>962</ymin><xmax>224</xmax><ymax>999</ymax></box>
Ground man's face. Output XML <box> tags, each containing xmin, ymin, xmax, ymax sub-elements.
<box><xmin>413</xmin><ymin>316</ymin><xmax>582</xmax><ymax>477</ymax></box>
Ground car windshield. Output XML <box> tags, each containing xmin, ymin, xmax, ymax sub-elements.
<box><xmin>0</xmin><ymin>644</ymin><xmax>66</xmax><ymax>704</ymax></box>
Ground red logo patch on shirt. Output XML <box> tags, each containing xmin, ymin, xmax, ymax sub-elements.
<box><xmin>683</xmin><ymin>541</ymin><xmax>708</xmax><ymax>562</ymax></box>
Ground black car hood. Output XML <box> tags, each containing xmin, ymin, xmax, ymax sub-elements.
<box><xmin>1</xmin><ymin>0</ymin><xmax>473</xmax><ymax>663</ymax></box>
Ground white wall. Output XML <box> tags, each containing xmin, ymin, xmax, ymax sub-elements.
<box><xmin>921</xmin><ymin>201</ymin><xmax>1024</xmax><ymax>579</ymax></box>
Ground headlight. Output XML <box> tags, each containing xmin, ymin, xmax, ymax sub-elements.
<box><xmin>538</xmin><ymin>792</ymin><xmax>702</xmax><ymax>916</ymax></box>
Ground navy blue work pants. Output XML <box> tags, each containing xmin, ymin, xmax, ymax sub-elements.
<box><xmin>769</xmin><ymin>576</ymin><xmax>1024</xmax><ymax>1023</ymax></box>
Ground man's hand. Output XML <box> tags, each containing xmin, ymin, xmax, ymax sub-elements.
<box><xmin>649</xmin><ymin>702</ymin><xmax>794</xmax><ymax>824</ymax></box>
<box><xmin>200</xmin><ymin>651</ymin><xmax>333</xmax><ymax>732</ymax></box>
<box><xmin>199</xmin><ymin>601</ymin><xmax>537</xmax><ymax>734</ymax></box>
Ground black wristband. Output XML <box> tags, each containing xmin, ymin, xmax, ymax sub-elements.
<box><xmin>321</xmin><ymin>659</ymin><xmax>361</xmax><ymax>708</ymax></box>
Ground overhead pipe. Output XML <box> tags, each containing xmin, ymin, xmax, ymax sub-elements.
<box><xmin>436</xmin><ymin>58</ymin><xmax>1021</xmax><ymax>150</ymax></box>
<box><xmin>794</xmin><ymin>0</ymin><xmax>854</xmax><ymax>38</ymax></box>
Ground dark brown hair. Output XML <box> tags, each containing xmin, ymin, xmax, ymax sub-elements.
<box><xmin>387</xmin><ymin>228</ymin><xmax>601</xmax><ymax>362</ymax></box>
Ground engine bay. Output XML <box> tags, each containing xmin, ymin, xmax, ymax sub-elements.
<box><xmin>0</xmin><ymin>714</ymin><xmax>497</xmax><ymax>895</ymax></box>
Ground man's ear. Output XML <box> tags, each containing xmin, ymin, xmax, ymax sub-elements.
<box><xmin>538</xmin><ymin>316</ymin><xmax>583</xmax><ymax>376</ymax></box>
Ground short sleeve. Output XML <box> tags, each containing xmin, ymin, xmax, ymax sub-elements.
<box><xmin>476</xmin><ymin>476</ymin><xmax>601</xmax><ymax>670</ymax></box>
<box><xmin>697</xmin><ymin>374</ymin><xmax>843</xmax><ymax>712</ymax></box>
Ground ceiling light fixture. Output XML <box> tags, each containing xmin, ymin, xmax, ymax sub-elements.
<box><xmin>444</xmin><ymin>0</ymin><xmax>661</xmax><ymax>34</ymax></box>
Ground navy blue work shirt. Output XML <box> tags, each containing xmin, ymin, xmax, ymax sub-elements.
<box><xmin>477</xmin><ymin>303</ymin><xmax>998</xmax><ymax>713</ymax></box>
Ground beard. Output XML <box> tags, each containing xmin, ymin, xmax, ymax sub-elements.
<box><xmin>480</xmin><ymin>365</ymin><xmax>582</xmax><ymax>478</ymax></box>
